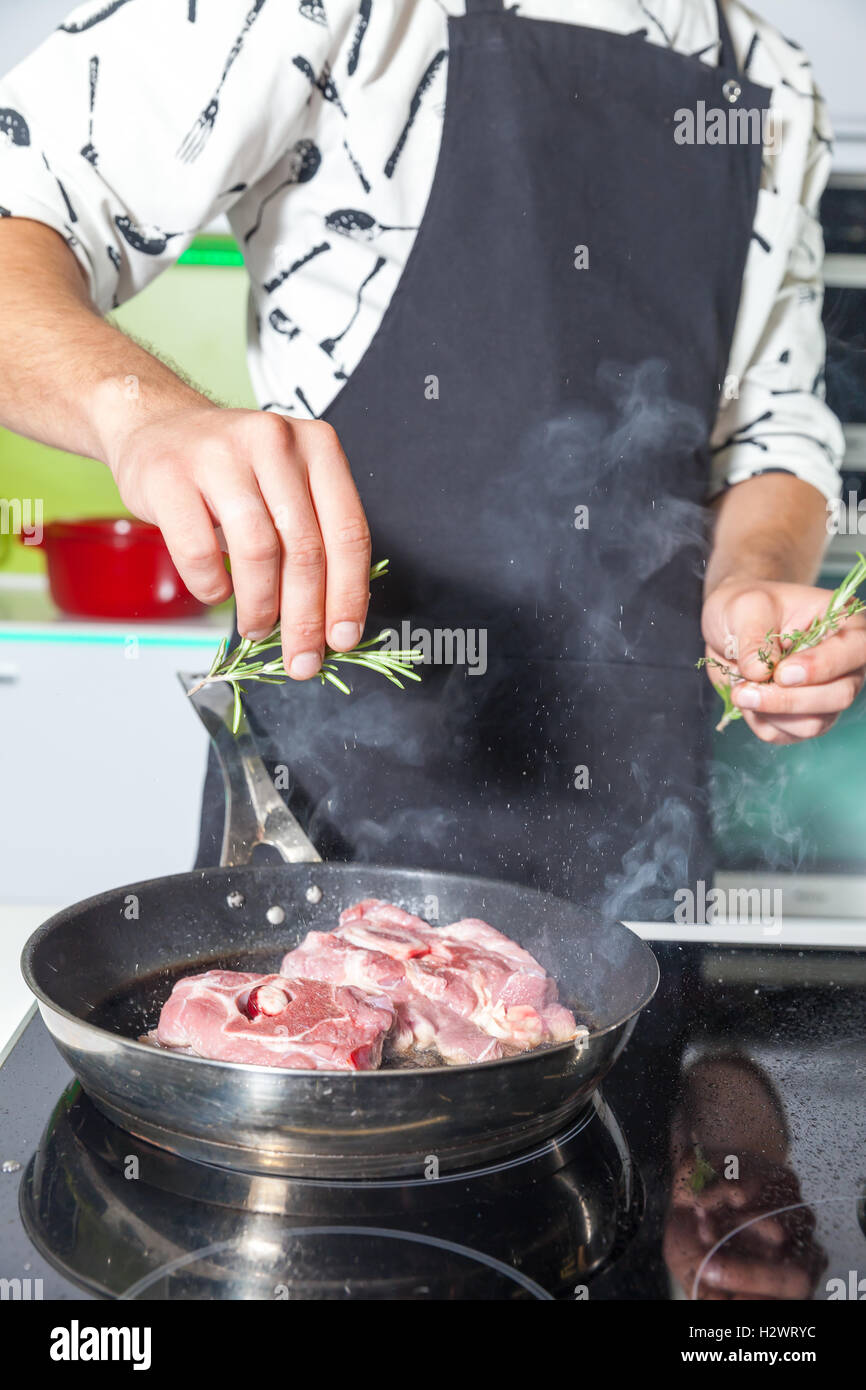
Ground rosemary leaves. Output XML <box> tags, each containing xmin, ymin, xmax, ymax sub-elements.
<box><xmin>188</xmin><ymin>559</ymin><xmax>423</xmax><ymax>732</ymax></box>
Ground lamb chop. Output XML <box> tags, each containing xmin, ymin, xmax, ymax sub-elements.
<box><xmin>281</xmin><ymin>899</ymin><xmax>577</xmax><ymax>1065</ymax></box>
<box><xmin>155</xmin><ymin>969</ymin><xmax>394</xmax><ymax>1070</ymax></box>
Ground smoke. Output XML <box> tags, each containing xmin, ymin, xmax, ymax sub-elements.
<box><xmin>710</xmin><ymin>754</ymin><xmax>810</xmax><ymax>874</ymax></box>
<box><xmin>592</xmin><ymin>795</ymin><xmax>701</xmax><ymax>923</ymax></box>
<box><xmin>247</xmin><ymin>358</ymin><xmax>714</xmax><ymax>892</ymax></box>
<box><xmin>513</xmin><ymin>358</ymin><xmax>705</xmax><ymax>516</ymax></box>
<box><xmin>257</xmin><ymin>683</ymin><xmax>432</xmax><ymax>771</ymax></box>
<box><xmin>485</xmin><ymin>358</ymin><xmax>710</xmax><ymax>659</ymax></box>
<box><xmin>350</xmin><ymin>806</ymin><xmax>459</xmax><ymax>863</ymax></box>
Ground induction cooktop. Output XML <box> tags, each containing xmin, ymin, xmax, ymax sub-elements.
<box><xmin>2</xmin><ymin>942</ymin><xmax>864</xmax><ymax>1301</ymax></box>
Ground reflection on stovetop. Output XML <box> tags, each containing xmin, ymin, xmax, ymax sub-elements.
<box><xmin>19</xmin><ymin>1086</ymin><xmax>641</xmax><ymax>1301</ymax></box>
<box><xmin>595</xmin><ymin>945</ymin><xmax>866</xmax><ymax>1301</ymax></box>
<box><xmin>4</xmin><ymin>943</ymin><xmax>865</xmax><ymax>1301</ymax></box>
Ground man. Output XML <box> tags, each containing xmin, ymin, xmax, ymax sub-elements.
<box><xmin>0</xmin><ymin>0</ymin><xmax>862</xmax><ymax>918</ymax></box>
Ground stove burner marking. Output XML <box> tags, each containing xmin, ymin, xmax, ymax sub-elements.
<box><xmin>117</xmin><ymin>1226</ymin><xmax>554</xmax><ymax>1301</ymax></box>
<box><xmin>692</xmin><ymin>1194</ymin><xmax>856</xmax><ymax>1302</ymax></box>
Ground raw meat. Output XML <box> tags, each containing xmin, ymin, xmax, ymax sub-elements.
<box><xmin>155</xmin><ymin>969</ymin><xmax>395</xmax><ymax>1070</ymax></box>
<box><xmin>281</xmin><ymin>899</ymin><xmax>577</xmax><ymax>1065</ymax></box>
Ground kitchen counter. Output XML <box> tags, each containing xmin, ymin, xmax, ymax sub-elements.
<box><xmin>0</xmin><ymin>903</ymin><xmax>56</xmax><ymax>1063</ymax></box>
<box><xmin>0</xmin><ymin>572</ymin><xmax>230</xmax><ymax>642</ymax></box>
<box><xmin>0</xmin><ymin>577</ymin><xmax>233</xmax><ymax>908</ymax></box>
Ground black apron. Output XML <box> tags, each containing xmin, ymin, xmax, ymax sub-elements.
<box><xmin>198</xmin><ymin>0</ymin><xmax>767</xmax><ymax>922</ymax></box>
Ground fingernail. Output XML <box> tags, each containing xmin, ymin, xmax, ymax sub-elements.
<box><xmin>329</xmin><ymin>620</ymin><xmax>360</xmax><ymax>650</ymax></box>
<box><xmin>246</xmin><ymin>628</ymin><xmax>272</xmax><ymax>642</ymax></box>
<box><xmin>776</xmin><ymin>663</ymin><xmax>806</xmax><ymax>686</ymax></box>
<box><xmin>289</xmin><ymin>651</ymin><xmax>321</xmax><ymax>678</ymax></box>
<box><xmin>736</xmin><ymin>685</ymin><xmax>761</xmax><ymax>709</ymax></box>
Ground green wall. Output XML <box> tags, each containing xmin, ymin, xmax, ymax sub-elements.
<box><xmin>0</xmin><ymin>242</ymin><xmax>255</xmax><ymax>573</ymax></box>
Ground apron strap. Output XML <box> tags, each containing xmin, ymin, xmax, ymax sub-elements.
<box><xmin>463</xmin><ymin>0</ymin><xmax>738</xmax><ymax>72</ymax></box>
<box><xmin>715</xmin><ymin>0</ymin><xmax>739</xmax><ymax>72</ymax></box>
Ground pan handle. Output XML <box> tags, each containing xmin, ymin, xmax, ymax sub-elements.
<box><xmin>178</xmin><ymin>674</ymin><xmax>322</xmax><ymax>867</ymax></box>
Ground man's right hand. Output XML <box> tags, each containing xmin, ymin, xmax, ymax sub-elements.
<box><xmin>0</xmin><ymin>219</ymin><xmax>371</xmax><ymax>680</ymax></box>
<box><xmin>106</xmin><ymin>403</ymin><xmax>372</xmax><ymax>677</ymax></box>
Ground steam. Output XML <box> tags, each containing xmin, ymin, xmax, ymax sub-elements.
<box><xmin>592</xmin><ymin>795</ymin><xmax>700</xmax><ymax>923</ymax></box>
<box><xmin>257</xmin><ymin>684</ymin><xmax>432</xmax><ymax>771</ymax></box>
<box><xmin>350</xmin><ymin>806</ymin><xmax>460</xmax><ymax>863</ymax></box>
<box><xmin>710</xmin><ymin>753</ymin><xmax>810</xmax><ymax>874</ymax></box>
<box><xmin>244</xmin><ymin>358</ymin><xmax>716</xmax><ymax>900</ymax></box>
<box><xmin>486</xmin><ymin>358</ymin><xmax>710</xmax><ymax>660</ymax></box>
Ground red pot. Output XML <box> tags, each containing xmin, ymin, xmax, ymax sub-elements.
<box><xmin>28</xmin><ymin>517</ymin><xmax>206</xmax><ymax>621</ymax></box>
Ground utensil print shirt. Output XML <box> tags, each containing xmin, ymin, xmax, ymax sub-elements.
<box><xmin>0</xmin><ymin>0</ymin><xmax>844</xmax><ymax>500</ymax></box>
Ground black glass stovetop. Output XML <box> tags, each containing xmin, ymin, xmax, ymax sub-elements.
<box><xmin>2</xmin><ymin>942</ymin><xmax>865</xmax><ymax>1301</ymax></box>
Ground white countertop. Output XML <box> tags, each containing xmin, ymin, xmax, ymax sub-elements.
<box><xmin>0</xmin><ymin>903</ymin><xmax>59</xmax><ymax>1063</ymax></box>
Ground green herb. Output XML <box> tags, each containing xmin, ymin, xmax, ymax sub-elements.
<box><xmin>689</xmin><ymin>1145</ymin><xmax>718</xmax><ymax>1195</ymax></box>
<box><xmin>188</xmin><ymin>558</ymin><xmax>423</xmax><ymax>732</ymax></box>
<box><xmin>698</xmin><ymin>552</ymin><xmax>866</xmax><ymax>732</ymax></box>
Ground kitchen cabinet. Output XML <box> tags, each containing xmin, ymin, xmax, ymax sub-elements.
<box><xmin>0</xmin><ymin>599</ymin><xmax>229</xmax><ymax>906</ymax></box>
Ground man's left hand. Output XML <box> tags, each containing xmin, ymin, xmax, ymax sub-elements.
<box><xmin>701</xmin><ymin>576</ymin><xmax>866</xmax><ymax>744</ymax></box>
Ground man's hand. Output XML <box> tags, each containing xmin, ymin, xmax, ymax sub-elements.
<box><xmin>0</xmin><ymin>220</ymin><xmax>370</xmax><ymax>681</ymax></box>
<box><xmin>106</xmin><ymin>402</ymin><xmax>372</xmax><ymax>679</ymax></box>
<box><xmin>664</xmin><ymin>1148</ymin><xmax>824</xmax><ymax>1299</ymax></box>
<box><xmin>701</xmin><ymin>576</ymin><xmax>866</xmax><ymax>744</ymax></box>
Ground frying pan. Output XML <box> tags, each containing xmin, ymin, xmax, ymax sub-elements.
<box><xmin>22</xmin><ymin>681</ymin><xmax>659</xmax><ymax>1178</ymax></box>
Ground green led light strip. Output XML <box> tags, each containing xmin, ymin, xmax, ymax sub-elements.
<box><xmin>0</xmin><ymin>630</ymin><xmax>220</xmax><ymax>647</ymax></box>
<box><xmin>178</xmin><ymin>234</ymin><xmax>244</xmax><ymax>268</ymax></box>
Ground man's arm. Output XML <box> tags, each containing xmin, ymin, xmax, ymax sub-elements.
<box><xmin>0</xmin><ymin>217</ymin><xmax>372</xmax><ymax>674</ymax></box>
<box><xmin>702</xmin><ymin>474</ymin><xmax>866</xmax><ymax>744</ymax></box>
<box><xmin>0</xmin><ymin>2</ymin><xmax>369</xmax><ymax>675</ymax></box>
<box><xmin>700</xmin><ymin>20</ymin><xmax>860</xmax><ymax>744</ymax></box>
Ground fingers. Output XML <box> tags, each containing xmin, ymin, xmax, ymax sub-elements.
<box><xmin>256</xmin><ymin>418</ymin><xmax>372</xmax><ymax>677</ymax></box>
<box><xmin>722</xmin><ymin>587</ymin><xmax>781</xmax><ymax>683</ymax></box>
<box><xmin>735</xmin><ymin>658</ymin><xmax>864</xmax><ymax>742</ymax></box>
<box><xmin>305</xmin><ymin>426</ymin><xmax>371</xmax><ymax>651</ymax></box>
<box><xmin>698</xmin><ymin>1251</ymin><xmax>814</xmax><ymax>1300</ymax></box>
<box><xmin>117</xmin><ymin>408</ymin><xmax>370</xmax><ymax>675</ymax></box>
<box><xmin>733</xmin><ymin>672</ymin><xmax>863</xmax><ymax>718</ymax></box>
<box><xmin>775</xmin><ymin>618</ymin><xmax>866</xmax><ymax>687</ymax></box>
<box><xmin>256</xmin><ymin>463</ymin><xmax>326</xmax><ymax>679</ymax></box>
<box><xmin>278</xmin><ymin>502</ymin><xmax>327</xmax><ymax>679</ymax></box>
<box><xmin>702</xmin><ymin>590</ymin><xmax>866</xmax><ymax>743</ymax></box>
<box><xmin>740</xmin><ymin>710</ymin><xmax>833</xmax><ymax>745</ymax></box>
<box><xmin>156</xmin><ymin>479</ymin><xmax>232</xmax><ymax>606</ymax></box>
<box><xmin>210</xmin><ymin>474</ymin><xmax>282</xmax><ymax>639</ymax></box>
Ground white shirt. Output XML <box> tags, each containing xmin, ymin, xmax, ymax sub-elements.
<box><xmin>0</xmin><ymin>0</ymin><xmax>845</xmax><ymax>501</ymax></box>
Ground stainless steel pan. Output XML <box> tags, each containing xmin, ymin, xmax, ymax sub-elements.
<box><xmin>22</xmin><ymin>682</ymin><xmax>658</xmax><ymax>1178</ymax></box>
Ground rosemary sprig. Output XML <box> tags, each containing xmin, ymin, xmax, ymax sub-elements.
<box><xmin>689</xmin><ymin>1145</ymin><xmax>719</xmax><ymax>1195</ymax></box>
<box><xmin>188</xmin><ymin>558</ymin><xmax>423</xmax><ymax>732</ymax></box>
<box><xmin>698</xmin><ymin>552</ymin><xmax>866</xmax><ymax>732</ymax></box>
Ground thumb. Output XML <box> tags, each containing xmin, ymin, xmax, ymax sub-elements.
<box><xmin>723</xmin><ymin>587</ymin><xmax>782</xmax><ymax>683</ymax></box>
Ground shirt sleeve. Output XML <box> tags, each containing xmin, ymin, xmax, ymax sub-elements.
<box><xmin>0</xmin><ymin>0</ymin><xmax>330</xmax><ymax>312</ymax></box>
<box><xmin>709</xmin><ymin>54</ymin><xmax>845</xmax><ymax>503</ymax></box>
